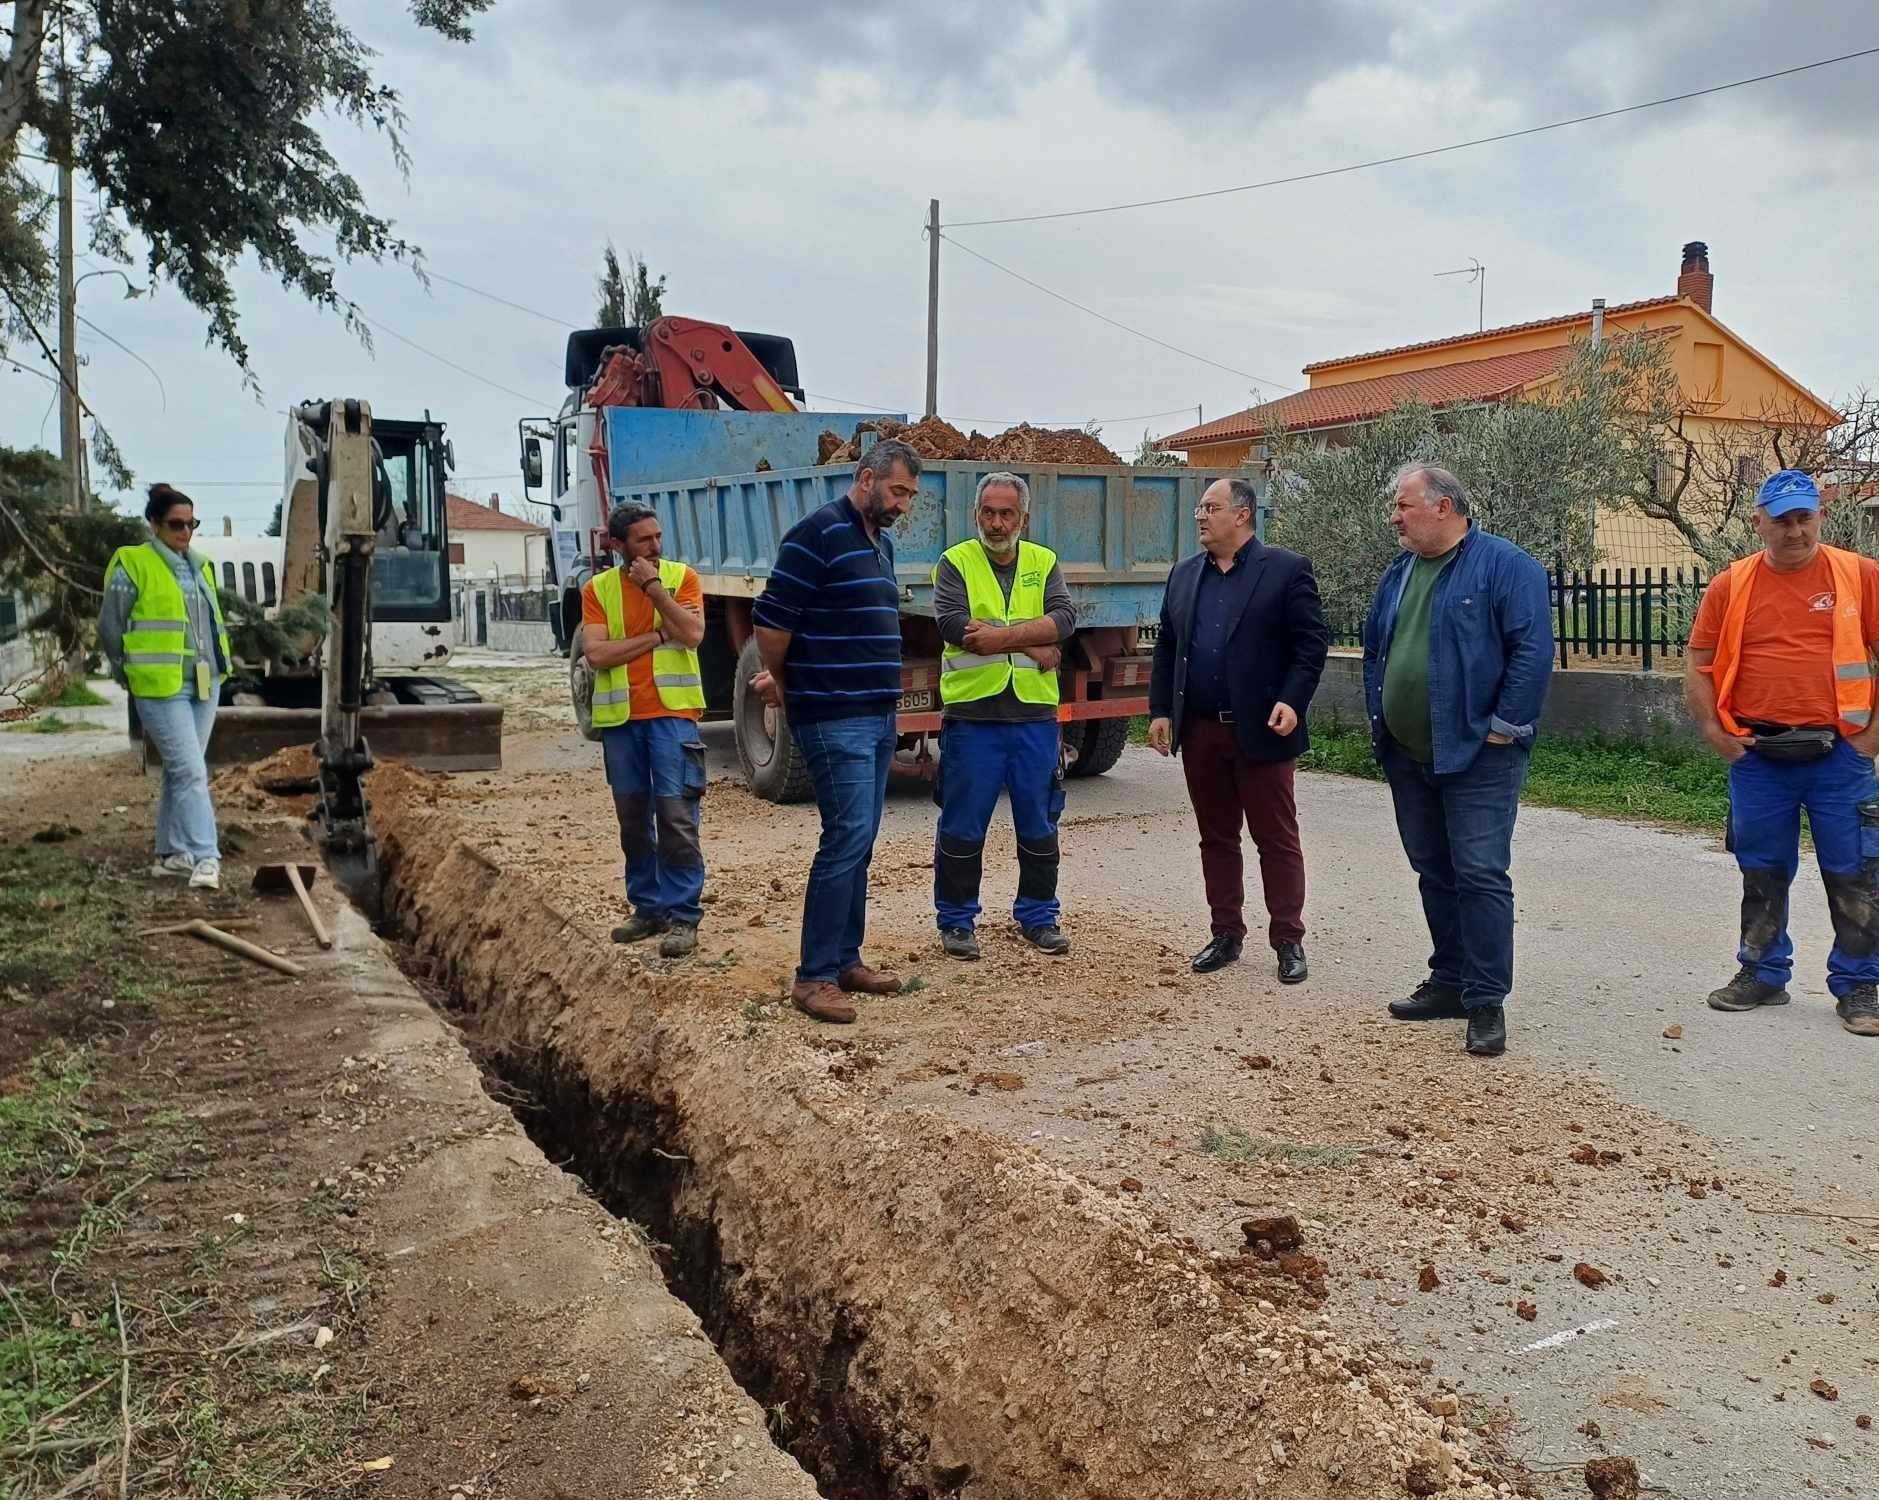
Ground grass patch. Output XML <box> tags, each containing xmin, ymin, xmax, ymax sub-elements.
<box><xmin>0</xmin><ymin>844</ymin><xmax>131</xmax><ymax>990</ymax></box>
<box><xmin>0</xmin><ymin>1047</ymin><xmax>95</xmax><ymax>1208</ymax></box>
<box><xmin>27</xmin><ymin>678</ymin><xmax>108</xmax><ymax>709</ymax></box>
<box><xmin>1</xmin><ymin>711</ymin><xmax>89</xmax><ymax>735</ymax></box>
<box><xmin>0</xmin><ymin>1298</ymin><xmax>119</xmax><ymax>1461</ymax></box>
<box><xmin>1197</xmin><ymin>1125</ymin><xmax>1367</xmax><ymax>1169</ymax></box>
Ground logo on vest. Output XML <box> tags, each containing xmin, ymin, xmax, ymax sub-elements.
<box><xmin>1809</xmin><ymin>591</ymin><xmax>1836</xmax><ymax>613</ymax></box>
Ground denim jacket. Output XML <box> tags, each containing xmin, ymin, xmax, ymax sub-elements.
<box><xmin>1361</xmin><ymin>526</ymin><xmax>1554</xmax><ymax>774</ymax></box>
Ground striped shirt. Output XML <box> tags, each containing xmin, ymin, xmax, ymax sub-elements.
<box><xmin>752</xmin><ymin>497</ymin><xmax>902</xmax><ymax>724</ymax></box>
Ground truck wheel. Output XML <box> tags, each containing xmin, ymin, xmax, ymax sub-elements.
<box><xmin>1065</xmin><ymin>716</ymin><xmax>1130</xmax><ymax>778</ymax></box>
<box><xmin>733</xmin><ymin>637</ymin><xmax>813</xmax><ymax>803</ymax></box>
<box><xmin>569</xmin><ymin>623</ymin><xmax>601</xmax><ymax>743</ymax></box>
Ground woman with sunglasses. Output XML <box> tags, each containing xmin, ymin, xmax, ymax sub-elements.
<box><xmin>98</xmin><ymin>484</ymin><xmax>233</xmax><ymax>890</ymax></box>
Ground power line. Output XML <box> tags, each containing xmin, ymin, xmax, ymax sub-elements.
<box><xmin>77</xmin><ymin>313</ymin><xmax>166</xmax><ymax>411</ymax></box>
<box><xmin>943</xmin><ymin>44</ymin><xmax>1879</xmax><ymax>228</ymax></box>
<box><xmin>345</xmin><ymin>301</ymin><xmax>555</xmax><ymax>407</ymax></box>
<box><xmin>940</xmin><ymin>233</ymin><xmax>1296</xmax><ymax>390</ymax></box>
<box><xmin>807</xmin><ymin>393</ymin><xmax>1208</xmax><ymax>426</ymax></box>
<box><xmin>425</xmin><ymin>272</ymin><xmax>576</xmax><ymax>329</ymax></box>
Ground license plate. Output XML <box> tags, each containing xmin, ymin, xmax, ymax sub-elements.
<box><xmin>898</xmin><ymin>689</ymin><xmax>934</xmax><ymax>712</ymax></box>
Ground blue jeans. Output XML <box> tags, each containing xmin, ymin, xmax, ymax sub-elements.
<box><xmin>1379</xmin><ymin>737</ymin><xmax>1529</xmax><ymax>1011</ymax></box>
<box><xmin>793</xmin><ymin>709</ymin><xmax>897</xmax><ymax>984</ymax></box>
<box><xmin>602</xmin><ymin>718</ymin><xmax>707</xmax><ymax>927</ymax></box>
<box><xmin>933</xmin><ymin>718</ymin><xmax>1065</xmax><ymax>932</ymax></box>
<box><xmin>138</xmin><ymin>689</ymin><xmax>220</xmax><ymax>862</ymax></box>
<box><xmin>1728</xmin><ymin>738</ymin><xmax>1879</xmax><ymax>997</ymax></box>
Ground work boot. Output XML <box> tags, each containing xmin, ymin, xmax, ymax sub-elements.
<box><xmin>791</xmin><ymin>981</ymin><xmax>857</xmax><ymax>1025</ymax></box>
<box><xmin>1705</xmin><ymin>964</ymin><xmax>1791</xmax><ymax>1012</ymax></box>
<box><xmin>658</xmin><ymin>924</ymin><xmax>699</xmax><ymax>959</ymax></box>
<box><xmin>611</xmin><ymin>914</ymin><xmax>669</xmax><ymax>945</ymax></box>
<box><xmin>1191</xmin><ymin>934</ymin><xmax>1242</xmax><ymax>974</ymax></box>
<box><xmin>941</xmin><ymin>927</ymin><xmax>981</xmax><ymax>961</ymax></box>
<box><xmin>188</xmin><ymin>858</ymin><xmax>221</xmax><ymax>892</ymax></box>
<box><xmin>1837</xmin><ymin>984</ymin><xmax>1879</xmax><ymax>1037</ymax></box>
<box><xmin>1276</xmin><ymin>942</ymin><xmax>1308</xmax><ymax>985</ymax></box>
<box><xmin>1465</xmin><ymin>1006</ymin><xmax>1507</xmax><ymax>1057</ymax></box>
<box><xmin>838</xmin><ymin>964</ymin><xmax>902</xmax><ymax>996</ymax></box>
<box><xmin>1023</xmin><ymin>924</ymin><xmax>1071</xmax><ymax>956</ymax></box>
<box><xmin>150</xmin><ymin>853</ymin><xmax>194</xmax><ymax>879</ymax></box>
<box><xmin>1388</xmin><ymin>979</ymin><xmax>1466</xmax><ymax>1021</ymax></box>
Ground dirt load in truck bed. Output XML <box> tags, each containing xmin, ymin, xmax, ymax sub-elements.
<box><xmin>818</xmin><ymin>416</ymin><xmax>1122</xmax><ymax>466</ymax></box>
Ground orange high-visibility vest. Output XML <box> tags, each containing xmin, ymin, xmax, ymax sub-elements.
<box><xmin>1705</xmin><ymin>545</ymin><xmax>1874</xmax><ymax>737</ymax></box>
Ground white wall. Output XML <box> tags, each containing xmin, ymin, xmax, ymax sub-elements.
<box><xmin>452</xmin><ymin>528</ymin><xmax>547</xmax><ymax>585</ymax></box>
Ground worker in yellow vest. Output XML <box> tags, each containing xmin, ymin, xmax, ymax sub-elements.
<box><xmin>581</xmin><ymin>504</ymin><xmax>709</xmax><ymax>958</ymax></box>
<box><xmin>931</xmin><ymin>472</ymin><xmax>1078</xmax><ymax>959</ymax></box>
<box><xmin>1687</xmin><ymin>470</ymin><xmax>1879</xmax><ymax>1036</ymax></box>
<box><xmin>98</xmin><ymin>484</ymin><xmax>233</xmax><ymax>891</ymax></box>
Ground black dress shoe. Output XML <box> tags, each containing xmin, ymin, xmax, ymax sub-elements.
<box><xmin>1276</xmin><ymin>942</ymin><xmax>1307</xmax><ymax>984</ymax></box>
<box><xmin>1387</xmin><ymin>979</ymin><xmax>1467</xmax><ymax>1020</ymax></box>
<box><xmin>1191</xmin><ymin>935</ymin><xmax>1242</xmax><ymax>973</ymax></box>
<box><xmin>1465</xmin><ymin>1006</ymin><xmax>1507</xmax><ymax>1057</ymax></box>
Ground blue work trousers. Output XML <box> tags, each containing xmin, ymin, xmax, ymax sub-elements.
<box><xmin>137</xmin><ymin>688</ymin><xmax>220</xmax><ymax>862</ymax></box>
<box><xmin>1728</xmin><ymin>737</ymin><xmax>1879</xmax><ymax>997</ymax></box>
<box><xmin>1379</xmin><ymin>737</ymin><xmax>1529</xmax><ymax>1011</ymax></box>
<box><xmin>793</xmin><ymin>710</ymin><xmax>897</xmax><ymax>985</ymax></box>
<box><xmin>601</xmin><ymin>717</ymin><xmax>707</xmax><ymax>928</ymax></box>
<box><xmin>933</xmin><ymin>718</ymin><xmax>1065</xmax><ymax>933</ymax></box>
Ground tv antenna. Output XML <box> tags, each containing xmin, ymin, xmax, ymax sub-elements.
<box><xmin>1435</xmin><ymin>258</ymin><xmax>1486</xmax><ymax>331</ymax></box>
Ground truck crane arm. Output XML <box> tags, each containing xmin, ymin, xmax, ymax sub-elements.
<box><xmin>584</xmin><ymin>317</ymin><xmax>799</xmax><ymax>413</ymax></box>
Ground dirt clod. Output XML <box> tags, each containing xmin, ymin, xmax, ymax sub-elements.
<box><xmin>970</xmin><ymin>1070</ymin><xmax>1024</xmax><ymax>1091</ymax></box>
<box><xmin>817</xmin><ymin>416</ymin><xmax>1122</xmax><ymax>466</ymax></box>
<box><xmin>1500</xmin><ymin>1213</ymin><xmax>1527</xmax><ymax>1233</ymax></box>
<box><xmin>1241</xmin><ymin>1214</ymin><xmax>1303</xmax><ymax>1254</ymax></box>
<box><xmin>1584</xmin><ymin>1455</ymin><xmax>1640</xmax><ymax>1499</ymax></box>
<box><xmin>1663</xmin><ymin>1024</ymin><xmax>1683</xmax><ymax>1039</ymax></box>
<box><xmin>1404</xmin><ymin>1437</ymin><xmax>1451</xmax><ymax>1495</ymax></box>
<box><xmin>1573</xmin><ymin>1262</ymin><xmax>1609</xmax><ymax>1289</ymax></box>
<box><xmin>1856</xmin><ymin>1414</ymin><xmax>1872</xmax><ymax>1430</ymax></box>
<box><xmin>1516</xmin><ymin>1300</ymin><xmax>1539</xmax><ymax>1321</ymax></box>
<box><xmin>1418</xmin><ymin>1264</ymin><xmax>1441</xmax><ymax>1293</ymax></box>
<box><xmin>1578</xmin><ymin>1418</ymin><xmax>1603</xmax><ymax>1438</ymax></box>
<box><xmin>1240</xmin><ymin>1054</ymin><xmax>1274</xmax><ymax>1071</ymax></box>
<box><xmin>1810</xmin><ymin>1378</ymin><xmax>1839</xmax><ymax>1401</ymax></box>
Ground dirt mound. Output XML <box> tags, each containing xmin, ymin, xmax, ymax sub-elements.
<box><xmin>211</xmin><ymin>742</ymin><xmax>322</xmax><ymax>812</ymax></box>
<box><xmin>819</xmin><ymin>417</ymin><xmax>1122</xmax><ymax>467</ymax></box>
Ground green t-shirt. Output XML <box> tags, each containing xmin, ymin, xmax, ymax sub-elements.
<box><xmin>1381</xmin><ymin>546</ymin><xmax>1459</xmax><ymax>763</ymax></box>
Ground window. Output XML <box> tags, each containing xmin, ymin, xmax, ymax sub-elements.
<box><xmin>0</xmin><ymin>593</ymin><xmax>18</xmax><ymax>644</ymax></box>
<box><xmin>242</xmin><ymin>562</ymin><xmax>258</xmax><ymax>602</ymax></box>
<box><xmin>371</xmin><ymin>427</ymin><xmax>448</xmax><ymax>617</ymax></box>
<box><xmin>449</xmin><ymin>542</ymin><xmax>465</xmax><ymax>565</ymax></box>
<box><xmin>222</xmin><ymin>562</ymin><xmax>237</xmax><ymax>594</ymax></box>
<box><xmin>261</xmin><ymin>561</ymin><xmax>277</xmax><ymax>606</ymax></box>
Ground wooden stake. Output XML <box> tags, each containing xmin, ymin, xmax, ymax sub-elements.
<box><xmin>180</xmin><ymin>920</ymin><xmax>304</xmax><ymax>977</ymax></box>
<box><xmin>282</xmin><ymin>865</ymin><xmax>332</xmax><ymax>949</ymax></box>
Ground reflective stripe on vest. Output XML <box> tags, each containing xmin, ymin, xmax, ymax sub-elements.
<box><xmin>1707</xmin><ymin>545</ymin><xmax>1875</xmax><ymax>737</ymax></box>
<box><xmin>106</xmin><ymin>542</ymin><xmax>231</xmax><ymax>699</ymax></box>
<box><xmin>589</xmin><ymin>558</ymin><xmax>705</xmax><ymax>728</ymax></box>
<box><xmin>933</xmin><ymin>539</ymin><xmax>1060</xmax><ymax>707</ymax></box>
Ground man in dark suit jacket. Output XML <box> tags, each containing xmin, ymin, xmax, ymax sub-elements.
<box><xmin>1148</xmin><ymin>477</ymin><xmax>1330</xmax><ymax>981</ymax></box>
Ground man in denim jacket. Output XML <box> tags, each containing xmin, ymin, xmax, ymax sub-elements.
<box><xmin>1361</xmin><ymin>464</ymin><xmax>1554</xmax><ymax>1057</ymax></box>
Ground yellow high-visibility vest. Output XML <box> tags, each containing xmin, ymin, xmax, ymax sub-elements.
<box><xmin>105</xmin><ymin>542</ymin><xmax>231</xmax><ymax>700</ymax></box>
<box><xmin>590</xmin><ymin>558</ymin><xmax>705</xmax><ymax>728</ymax></box>
<box><xmin>934</xmin><ymin>539</ymin><xmax>1059</xmax><ymax>707</ymax></box>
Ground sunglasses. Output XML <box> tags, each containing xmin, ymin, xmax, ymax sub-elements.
<box><xmin>161</xmin><ymin>517</ymin><xmax>201</xmax><ymax>533</ymax></box>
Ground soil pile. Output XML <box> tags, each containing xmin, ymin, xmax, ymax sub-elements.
<box><xmin>818</xmin><ymin>416</ymin><xmax>1122</xmax><ymax>467</ymax></box>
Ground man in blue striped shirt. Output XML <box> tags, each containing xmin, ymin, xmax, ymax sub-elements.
<box><xmin>751</xmin><ymin>439</ymin><xmax>921</xmax><ymax>1023</ymax></box>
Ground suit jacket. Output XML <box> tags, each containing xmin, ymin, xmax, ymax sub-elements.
<box><xmin>1148</xmin><ymin>539</ymin><xmax>1330</xmax><ymax>761</ymax></box>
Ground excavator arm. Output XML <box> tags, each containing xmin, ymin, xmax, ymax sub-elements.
<box><xmin>584</xmin><ymin>317</ymin><xmax>798</xmax><ymax>413</ymax></box>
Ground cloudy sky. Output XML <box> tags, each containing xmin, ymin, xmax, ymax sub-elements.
<box><xmin>4</xmin><ymin>0</ymin><xmax>1876</xmax><ymax>539</ymax></box>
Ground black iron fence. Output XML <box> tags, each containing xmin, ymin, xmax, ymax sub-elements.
<box><xmin>1330</xmin><ymin>565</ymin><xmax>1711</xmax><ymax>670</ymax></box>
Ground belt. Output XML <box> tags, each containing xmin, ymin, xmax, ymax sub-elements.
<box><xmin>1188</xmin><ymin>709</ymin><xmax>1234</xmax><ymax>724</ymax></box>
<box><xmin>1742</xmin><ymin>721</ymin><xmax>1835</xmax><ymax>736</ymax></box>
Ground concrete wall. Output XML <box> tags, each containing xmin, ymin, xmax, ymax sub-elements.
<box><xmin>451</xmin><ymin>529</ymin><xmax>548</xmax><ymax>587</ymax></box>
<box><xmin>486</xmin><ymin>620</ymin><xmax>557</xmax><ymax>655</ymax></box>
<box><xmin>1311</xmin><ymin>652</ymin><xmax>1695</xmax><ymax>743</ymax></box>
<box><xmin>0</xmin><ymin>631</ymin><xmax>40</xmax><ymax>691</ymax></box>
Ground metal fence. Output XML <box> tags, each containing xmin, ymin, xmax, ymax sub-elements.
<box><xmin>1330</xmin><ymin>565</ymin><xmax>1711</xmax><ymax>670</ymax></box>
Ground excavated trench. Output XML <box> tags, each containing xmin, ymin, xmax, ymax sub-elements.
<box><xmin>372</xmin><ymin>770</ymin><xmax>1505</xmax><ymax>1500</ymax></box>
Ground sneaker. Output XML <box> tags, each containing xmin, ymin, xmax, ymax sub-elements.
<box><xmin>1022</xmin><ymin>924</ymin><xmax>1071</xmax><ymax>956</ymax></box>
<box><xmin>150</xmin><ymin>853</ymin><xmax>194</xmax><ymax>879</ymax></box>
<box><xmin>941</xmin><ymin>927</ymin><xmax>981</xmax><ymax>961</ymax></box>
<box><xmin>1837</xmin><ymin>984</ymin><xmax>1879</xmax><ymax>1037</ymax></box>
<box><xmin>610</xmin><ymin>915</ymin><xmax>669</xmax><ymax>945</ymax></box>
<box><xmin>658</xmin><ymin>924</ymin><xmax>699</xmax><ymax>959</ymax></box>
<box><xmin>1705</xmin><ymin>964</ymin><xmax>1791</xmax><ymax>1012</ymax></box>
<box><xmin>1387</xmin><ymin>979</ymin><xmax>1466</xmax><ymax>1021</ymax></box>
<box><xmin>187</xmin><ymin>858</ymin><xmax>221</xmax><ymax>891</ymax></box>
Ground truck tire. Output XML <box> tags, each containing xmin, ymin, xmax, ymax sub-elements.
<box><xmin>1065</xmin><ymin>716</ymin><xmax>1129</xmax><ymax>778</ymax></box>
<box><xmin>733</xmin><ymin>637</ymin><xmax>813</xmax><ymax>803</ymax></box>
<box><xmin>569</xmin><ymin>623</ymin><xmax>601</xmax><ymax>743</ymax></box>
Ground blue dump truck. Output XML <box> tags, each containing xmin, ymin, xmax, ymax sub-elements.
<box><xmin>520</xmin><ymin>326</ymin><xmax>1252</xmax><ymax>802</ymax></box>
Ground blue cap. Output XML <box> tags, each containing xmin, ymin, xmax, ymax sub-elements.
<box><xmin>1757</xmin><ymin>469</ymin><xmax>1820</xmax><ymax>518</ymax></box>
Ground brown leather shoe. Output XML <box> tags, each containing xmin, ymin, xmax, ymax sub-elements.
<box><xmin>838</xmin><ymin>963</ymin><xmax>902</xmax><ymax>996</ymax></box>
<box><xmin>791</xmin><ymin>982</ymin><xmax>857</xmax><ymax>1024</ymax></box>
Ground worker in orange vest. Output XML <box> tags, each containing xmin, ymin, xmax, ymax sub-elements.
<box><xmin>1686</xmin><ymin>470</ymin><xmax>1879</xmax><ymax>1037</ymax></box>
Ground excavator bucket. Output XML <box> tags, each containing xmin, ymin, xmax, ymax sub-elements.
<box><xmin>152</xmin><ymin>703</ymin><xmax>505</xmax><ymax>773</ymax></box>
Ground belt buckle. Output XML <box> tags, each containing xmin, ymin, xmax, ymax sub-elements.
<box><xmin>1217</xmin><ymin>710</ymin><xmax>1235</xmax><ymax>724</ymax></box>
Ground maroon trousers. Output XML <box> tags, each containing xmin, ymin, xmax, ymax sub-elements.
<box><xmin>1178</xmin><ymin>715</ymin><xmax>1306</xmax><ymax>949</ymax></box>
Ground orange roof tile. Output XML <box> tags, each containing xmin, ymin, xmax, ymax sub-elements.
<box><xmin>1301</xmin><ymin>297</ymin><xmax>1679</xmax><ymax>374</ymax></box>
<box><xmin>447</xmin><ymin>493</ymin><xmax>545</xmax><ymax>533</ymax></box>
<box><xmin>1158</xmin><ymin>345</ymin><xmax>1577</xmax><ymax>449</ymax></box>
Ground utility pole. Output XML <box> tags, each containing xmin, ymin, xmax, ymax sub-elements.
<box><xmin>924</xmin><ymin>199</ymin><xmax>940</xmax><ymax>419</ymax></box>
<box><xmin>57</xmin><ymin>71</ymin><xmax>84</xmax><ymax>509</ymax></box>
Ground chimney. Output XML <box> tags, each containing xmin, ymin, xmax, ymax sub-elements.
<box><xmin>1677</xmin><ymin>240</ymin><xmax>1713</xmax><ymax>313</ymax></box>
<box><xmin>222</xmin><ymin>515</ymin><xmax>233</xmax><ymax>537</ymax></box>
<box><xmin>1590</xmin><ymin>297</ymin><xmax>1606</xmax><ymax>347</ymax></box>
<box><xmin>488</xmin><ymin>491</ymin><xmax>501</xmax><ymax>513</ymax></box>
